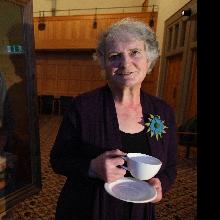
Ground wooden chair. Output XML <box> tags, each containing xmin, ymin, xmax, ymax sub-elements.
<box><xmin>177</xmin><ymin>131</ymin><xmax>197</xmax><ymax>158</ymax></box>
<box><xmin>177</xmin><ymin>116</ymin><xmax>197</xmax><ymax>158</ymax></box>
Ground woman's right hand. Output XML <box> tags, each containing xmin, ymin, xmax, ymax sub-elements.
<box><xmin>89</xmin><ymin>149</ymin><xmax>127</xmax><ymax>183</ymax></box>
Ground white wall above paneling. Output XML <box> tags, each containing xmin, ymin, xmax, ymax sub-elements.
<box><xmin>33</xmin><ymin>0</ymin><xmax>158</xmax><ymax>16</ymax></box>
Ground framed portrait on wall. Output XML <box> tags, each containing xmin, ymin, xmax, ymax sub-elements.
<box><xmin>0</xmin><ymin>0</ymin><xmax>41</xmax><ymax>214</ymax></box>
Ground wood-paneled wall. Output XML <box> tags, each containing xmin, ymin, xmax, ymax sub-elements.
<box><xmin>36</xmin><ymin>51</ymin><xmax>105</xmax><ymax>96</ymax></box>
<box><xmin>34</xmin><ymin>12</ymin><xmax>157</xmax><ymax>49</ymax></box>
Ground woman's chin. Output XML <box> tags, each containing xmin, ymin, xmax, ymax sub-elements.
<box><xmin>112</xmin><ymin>79</ymin><xmax>141</xmax><ymax>88</ymax></box>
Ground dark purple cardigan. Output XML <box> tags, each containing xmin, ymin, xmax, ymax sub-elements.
<box><xmin>50</xmin><ymin>85</ymin><xmax>177</xmax><ymax>220</ymax></box>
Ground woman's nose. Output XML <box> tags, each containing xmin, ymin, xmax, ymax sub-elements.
<box><xmin>120</xmin><ymin>54</ymin><xmax>132</xmax><ymax>68</ymax></box>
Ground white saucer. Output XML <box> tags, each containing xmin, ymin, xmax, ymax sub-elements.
<box><xmin>104</xmin><ymin>177</ymin><xmax>157</xmax><ymax>203</ymax></box>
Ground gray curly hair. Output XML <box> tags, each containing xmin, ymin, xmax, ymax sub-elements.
<box><xmin>95</xmin><ymin>17</ymin><xmax>159</xmax><ymax>74</ymax></box>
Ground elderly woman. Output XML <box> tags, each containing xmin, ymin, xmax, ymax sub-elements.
<box><xmin>50</xmin><ymin>18</ymin><xmax>177</xmax><ymax>220</ymax></box>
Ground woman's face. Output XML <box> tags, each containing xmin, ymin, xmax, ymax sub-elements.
<box><xmin>104</xmin><ymin>37</ymin><xmax>149</xmax><ymax>88</ymax></box>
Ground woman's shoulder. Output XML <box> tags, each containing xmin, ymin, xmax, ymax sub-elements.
<box><xmin>68</xmin><ymin>85</ymin><xmax>107</xmax><ymax>112</ymax></box>
<box><xmin>75</xmin><ymin>85</ymin><xmax>106</xmax><ymax>103</ymax></box>
<box><xmin>141</xmin><ymin>90</ymin><xmax>172</xmax><ymax>111</ymax></box>
<box><xmin>64</xmin><ymin>86</ymin><xmax>107</xmax><ymax>119</ymax></box>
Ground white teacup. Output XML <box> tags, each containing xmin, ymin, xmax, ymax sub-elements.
<box><xmin>121</xmin><ymin>153</ymin><xmax>162</xmax><ymax>180</ymax></box>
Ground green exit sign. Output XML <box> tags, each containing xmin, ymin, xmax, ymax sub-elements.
<box><xmin>7</xmin><ymin>45</ymin><xmax>23</xmax><ymax>54</ymax></box>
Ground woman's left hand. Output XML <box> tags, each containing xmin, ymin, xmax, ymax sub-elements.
<box><xmin>148</xmin><ymin>177</ymin><xmax>162</xmax><ymax>203</ymax></box>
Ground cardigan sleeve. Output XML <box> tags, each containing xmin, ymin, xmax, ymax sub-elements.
<box><xmin>156</xmin><ymin>106</ymin><xmax>178</xmax><ymax>194</ymax></box>
<box><xmin>50</xmin><ymin>100</ymin><xmax>103</xmax><ymax>182</ymax></box>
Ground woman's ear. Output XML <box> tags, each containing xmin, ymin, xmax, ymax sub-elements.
<box><xmin>147</xmin><ymin>57</ymin><xmax>158</xmax><ymax>74</ymax></box>
<box><xmin>147</xmin><ymin>62</ymin><xmax>153</xmax><ymax>74</ymax></box>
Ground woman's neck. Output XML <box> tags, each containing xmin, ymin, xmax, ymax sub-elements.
<box><xmin>109</xmin><ymin>84</ymin><xmax>141</xmax><ymax>106</ymax></box>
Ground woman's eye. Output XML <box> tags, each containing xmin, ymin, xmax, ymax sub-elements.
<box><xmin>108</xmin><ymin>54</ymin><xmax>120</xmax><ymax>61</ymax></box>
<box><xmin>130</xmin><ymin>50</ymin><xmax>140</xmax><ymax>56</ymax></box>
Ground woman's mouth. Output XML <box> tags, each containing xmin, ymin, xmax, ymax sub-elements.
<box><xmin>117</xmin><ymin>72</ymin><xmax>133</xmax><ymax>76</ymax></box>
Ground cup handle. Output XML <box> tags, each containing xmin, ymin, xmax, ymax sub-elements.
<box><xmin>120</xmin><ymin>165</ymin><xmax>129</xmax><ymax>171</ymax></box>
<box><xmin>121</xmin><ymin>156</ymin><xmax>127</xmax><ymax>161</ymax></box>
<box><xmin>120</xmin><ymin>156</ymin><xmax>129</xmax><ymax>171</ymax></box>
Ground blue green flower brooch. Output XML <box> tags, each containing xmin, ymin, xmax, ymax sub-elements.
<box><xmin>145</xmin><ymin>114</ymin><xmax>168</xmax><ymax>140</ymax></box>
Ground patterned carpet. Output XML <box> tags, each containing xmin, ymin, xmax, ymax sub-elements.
<box><xmin>9</xmin><ymin>115</ymin><xmax>197</xmax><ymax>220</ymax></box>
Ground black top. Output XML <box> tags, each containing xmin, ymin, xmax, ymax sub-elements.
<box><xmin>119</xmin><ymin>128</ymin><xmax>153</xmax><ymax>219</ymax></box>
<box><xmin>120</xmin><ymin>128</ymin><xmax>151</xmax><ymax>155</ymax></box>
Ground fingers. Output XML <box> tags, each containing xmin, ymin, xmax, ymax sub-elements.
<box><xmin>105</xmin><ymin>149</ymin><xmax>127</xmax><ymax>157</ymax></box>
<box><xmin>104</xmin><ymin>151</ymin><xmax>126</xmax><ymax>182</ymax></box>
<box><xmin>148</xmin><ymin>178</ymin><xmax>161</xmax><ymax>189</ymax></box>
<box><xmin>106</xmin><ymin>157</ymin><xmax>125</xmax><ymax>166</ymax></box>
<box><xmin>89</xmin><ymin>149</ymin><xmax>127</xmax><ymax>183</ymax></box>
<box><xmin>106</xmin><ymin>167</ymin><xmax>126</xmax><ymax>183</ymax></box>
<box><xmin>104</xmin><ymin>149</ymin><xmax>126</xmax><ymax>167</ymax></box>
<box><xmin>148</xmin><ymin>178</ymin><xmax>163</xmax><ymax>203</ymax></box>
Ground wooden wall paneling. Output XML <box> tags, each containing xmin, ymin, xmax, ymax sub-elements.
<box><xmin>97</xmin><ymin>17</ymin><xmax>118</xmax><ymax>35</ymax></box>
<box><xmin>162</xmin><ymin>54</ymin><xmax>183</xmax><ymax>112</ymax></box>
<box><xmin>34</xmin><ymin>17</ymin><xmax>98</xmax><ymax>49</ymax></box>
<box><xmin>179</xmin><ymin>11</ymin><xmax>197</xmax><ymax>120</ymax></box>
<box><xmin>48</xmin><ymin>20</ymin><xmax>55</xmax><ymax>40</ymax></box>
<box><xmin>43</xmin><ymin>63</ymin><xmax>57</xmax><ymax>95</ymax></box>
<box><xmin>34</xmin><ymin>20</ymin><xmax>39</xmax><ymax>42</ymax></box>
<box><xmin>55</xmin><ymin>20</ymin><xmax>65</xmax><ymax>40</ymax></box>
<box><xmin>141</xmin><ymin>58</ymin><xmax>160</xmax><ymax>96</ymax></box>
<box><xmin>57</xmin><ymin>59</ymin><xmax>70</xmax><ymax>96</ymax></box>
<box><xmin>70</xmin><ymin>65</ymin><xmax>81</xmax><ymax>80</ymax></box>
<box><xmin>141</xmin><ymin>81</ymin><xmax>156</xmax><ymax>96</ymax></box>
<box><xmin>179</xmin><ymin>20</ymin><xmax>187</xmax><ymax>48</ymax></box>
<box><xmin>68</xmin><ymin>80</ymin><xmax>80</xmax><ymax>96</ymax></box>
<box><xmin>184</xmin><ymin>49</ymin><xmax>197</xmax><ymax>120</ymax></box>
<box><xmin>67</xmin><ymin>53</ymin><xmax>104</xmax><ymax>96</ymax></box>
<box><xmin>166</xmin><ymin>26</ymin><xmax>173</xmax><ymax>52</ymax></box>
<box><xmin>173</xmin><ymin>23</ymin><xmax>179</xmax><ymax>50</ymax></box>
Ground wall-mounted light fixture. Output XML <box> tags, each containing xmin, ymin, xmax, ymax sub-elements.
<box><xmin>149</xmin><ymin>5</ymin><xmax>155</xmax><ymax>28</ymax></box>
<box><xmin>181</xmin><ymin>8</ymin><xmax>192</xmax><ymax>17</ymax></box>
<box><xmin>142</xmin><ymin>0</ymin><xmax>148</xmax><ymax>12</ymax></box>
<box><xmin>149</xmin><ymin>18</ymin><xmax>154</xmax><ymax>28</ymax></box>
<box><xmin>93</xmin><ymin>8</ymin><xmax>97</xmax><ymax>29</ymax></box>
<box><xmin>38</xmin><ymin>11</ymin><xmax>46</xmax><ymax>31</ymax></box>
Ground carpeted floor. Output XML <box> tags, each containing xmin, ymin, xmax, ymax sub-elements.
<box><xmin>10</xmin><ymin>115</ymin><xmax>197</xmax><ymax>220</ymax></box>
